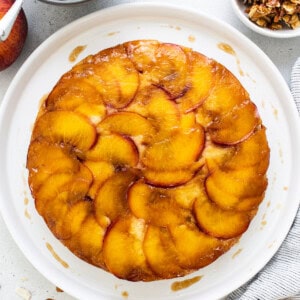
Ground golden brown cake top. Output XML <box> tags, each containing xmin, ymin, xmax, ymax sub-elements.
<box><xmin>27</xmin><ymin>40</ymin><xmax>270</xmax><ymax>281</ymax></box>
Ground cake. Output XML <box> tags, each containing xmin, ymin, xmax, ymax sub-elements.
<box><xmin>26</xmin><ymin>40</ymin><xmax>270</xmax><ymax>281</ymax></box>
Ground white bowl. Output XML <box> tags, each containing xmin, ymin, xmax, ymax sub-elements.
<box><xmin>231</xmin><ymin>0</ymin><xmax>300</xmax><ymax>38</ymax></box>
<box><xmin>0</xmin><ymin>3</ymin><xmax>300</xmax><ymax>300</ymax></box>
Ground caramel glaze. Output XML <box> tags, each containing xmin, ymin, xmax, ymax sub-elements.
<box><xmin>171</xmin><ymin>276</ymin><xmax>202</xmax><ymax>291</ymax></box>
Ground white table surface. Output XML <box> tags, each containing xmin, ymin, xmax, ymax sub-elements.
<box><xmin>0</xmin><ymin>1</ymin><xmax>299</xmax><ymax>299</ymax></box>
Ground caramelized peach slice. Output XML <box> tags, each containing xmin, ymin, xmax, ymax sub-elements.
<box><xmin>125</xmin><ymin>40</ymin><xmax>159</xmax><ymax>73</ymax></box>
<box><xmin>85</xmin><ymin>134</ymin><xmax>139</xmax><ymax>167</ymax></box>
<box><xmin>102</xmin><ymin>215</ymin><xmax>155</xmax><ymax>281</ymax></box>
<box><xmin>150</xmin><ymin>43</ymin><xmax>188</xmax><ymax>99</ymax></box>
<box><xmin>177</xmin><ymin>52</ymin><xmax>215</xmax><ymax>113</ymax></box>
<box><xmin>208</xmin><ymin>101</ymin><xmax>260</xmax><ymax>145</ymax></box>
<box><xmin>205</xmin><ymin>168</ymin><xmax>267</xmax><ymax>210</ymax></box>
<box><xmin>27</xmin><ymin>140</ymin><xmax>79</xmax><ymax>190</ymax></box>
<box><xmin>95</xmin><ymin>171</ymin><xmax>138</xmax><ymax>224</ymax></box>
<box><xmin>194</xmin><ymin>192</ymin><xmax>251</xmax><ymax>239</ymax></box>
<box><xmin>127</xmin><ymin>41</ymin><xmax>188</xmax><ymax>98</ymax></box>
<box><xmin>71</xmin><ymin>46</ymin><xmax>139</xmax><ymax>109</ymax></box>
<box><xmin>142</xmin><ymin>127</ymin><xmax>205</xmax><ymax>170</ymax></box>
<box><xmin>203</xmin><ymin>143</ymin><xmax>235</xmax><ymax>172</ymax></box>
<box><xmin>143</xmin><ymin>226</ymin><xmax>186</xmax><ymax>278</ymax></box>
<box><xmin>34</xmin><ymin>164</ymin><xmax>92</xmax><ymax>215</ymax></box>
<box><xmin>34</xmin><ymin>173</ymin><xmax>72</xmax><ymax>215</ymax></box>
<box><xmin>172</xmin><ymin>174</ymin><xmax>204</xmax><ymax>209</ymax></box>
<box><xmin>179</xmin><ymin>112</ymin><xmax>196</xmax><ymax>131</ymax></box>
<box><xmin>84</xmin><ymin>161</ymin><xmax>115</xmax><ymax>199</ymax></box>
<box><xmin>97</xmin><ymin>112</ymin><xmax>155</xmax><ymax>139</ymax></box>
<box><xmin>128</xmin><ymin>181</ymin><xmax>192</xmax><ymax>227</ymax></box>
<box><xmin>169</xmin><ymin>224</ymin><xmax>234</xmax><ymax>269</ymax></box>
<box><xmin>27</xmin><ymin>140</ymin><xmax>78</xmax><ymax>173</ymax></box>
<box><xmin>47</xmin><ymin>200</ymin><xmax>92</xmax><ymax>240</ymax></box>
<box><xmin>208</xmin><ymin>167</ymin><xmax>267</xmax><ymax>198</ymax></box>
<box><xmin>197</xmin><ymin>64</ymin><xmax>249</xmax><ymax>127</ymax></box>
<box><xmin>32</xmin><ymin>111</ymin><xmax>96</xmax><ymax>152</ymax></box>
<box><xmin>128</xmin><ymin>87</ymin><xmax>180</xmax><ymax>133</ymax></box>
<box><xmin>143</xmin><ymin>169</ymin><xmax>195</xmax><ymax>187</ymax></box>
<box><xmin>46</xmin><ymin>78</ymin><xmax>103</xmax><ymax>111</ymax></box>
<box><xmin>75</xmin><ymin>103</ymin><xmax>106</xmax><ymax>125</ymax></box>
<box><xmin>224</xmin><ymin>126</ymin><xmax>270</xmax><ymax>174</ymax></box>
<box><xmin>64</xmin><ymin>215</ymin><xmax>107</xmax><ymax>267</ymax></box>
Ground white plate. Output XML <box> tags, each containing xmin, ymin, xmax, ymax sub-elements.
<box><xmin>0</xmin><ymin>3</ymin><xmax>300</xmax><ymax>300</ymax></box>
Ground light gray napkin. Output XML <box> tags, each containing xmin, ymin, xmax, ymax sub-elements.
<box><xmin>227</xmin><ymin>58</ymin><xmax>300</xmax><ymax>300</ymax></box>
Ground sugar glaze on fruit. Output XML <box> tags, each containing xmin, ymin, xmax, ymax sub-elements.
<box><xmin>27</xmin><ymin>40</ymin><xmax>270</xmax><ymax>281</ymax></box>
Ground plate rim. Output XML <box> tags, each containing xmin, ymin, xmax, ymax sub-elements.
<box><xmin>0</xmin><ymin>2</ymin><xmax>300</xmax><ymax>300</ymax></box>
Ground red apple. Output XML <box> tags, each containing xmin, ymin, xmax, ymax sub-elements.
<box><xmin>0</xmin><ymin>0</ymin><xmax>28</xmax><ymax>71</ymax></box>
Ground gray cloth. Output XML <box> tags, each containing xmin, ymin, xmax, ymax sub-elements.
<box><xmin>227</xmin><ymin>58</ymin><xmax>300</xmax><ymax>300</ymax></box>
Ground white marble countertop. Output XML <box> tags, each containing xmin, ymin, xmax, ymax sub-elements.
<box><xmin>0</xmin><ymin>1</ymin><xmax>299</xmax><ymax>299</ymax></box>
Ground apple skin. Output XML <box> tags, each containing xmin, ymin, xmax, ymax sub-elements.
<box><xmin>0</xmin><ymin>0</ymin><xmax>28</xmax><ymax>71</ymax></box>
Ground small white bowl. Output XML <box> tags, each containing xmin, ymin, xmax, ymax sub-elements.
<box><xmin>231</xmin><ymin>0</ymin><xmax>300</xmax><ymax>38</ymax></box>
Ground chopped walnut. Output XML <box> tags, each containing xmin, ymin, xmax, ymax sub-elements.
<box><xmin>240</xmin><ymin>0</ymin><xmax>300</xmax><ymax>30</ymax></box>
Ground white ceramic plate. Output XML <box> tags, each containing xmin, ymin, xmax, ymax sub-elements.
<box><xmin>0</xmin><ymin>3</ymin><xmax>300</xmax><ymax>300</ymax></box>
<box><xmin>231</xmin><ymin>0</ymin><xmax>300</xmax><ymax>38</ymax></box>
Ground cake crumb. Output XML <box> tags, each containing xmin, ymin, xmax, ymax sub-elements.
<box><xmin>15</xmin><ymin>287</ymin><xmax>31</xmax><ymax>300</ymax></box>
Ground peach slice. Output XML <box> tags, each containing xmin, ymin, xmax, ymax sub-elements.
<box><xmin>208</xmin><ymin>167</ymin><xmax>267</xmax><ymax>198</ymax></box>
<box><xmin>128</xmin><ymin>181</ymin><xmax>192</xmax><ymax>227</ymax></box>
<box><xmin>179</xmin><ymin>112</ymin><xmax>196</xmax><ymax>131</ymax></box>
<box><xmin>34</xmin><ymin>173</ymin><xmax>73</xmax><ymax>215</ymax></box>
<box><xmin>71</xmin><ymin>46</ymin><xmax>139</xmax><ymax>109</ymax></box>
<box><xmin>84</xmin><ymin>134</ymin><xmax>139</xmax><ymax>167</ymax></box>
<box><xmin>224</xmin><ymin>126</ymin><xmax>270</xmax><ymax>174</ymax></box>
<box><xmin>46</xmin><ymin>78</ymin><xmax>103</xmax><ymax>111</ymax></box>
<box><xmin>143</xmin><ymin>226</ymin><xmax>186</xmax><ymax>278</ymax></box>
<box><xmin>97</xmin><ymin>112</ymin><xmax>155</xmax><ymax>139</ymax></box>
<box><xmin>84</xmin><ymin>161</ymin><xmax>115</xmax><ymax>199</ymax></box>
<box><xmin>194</xmin><ymin>192</ymin><xmax>251</xmax><ymax>239</ymax></box>
<box><xmin>127</xmin><ymin>41</ymin><xmax>188</xmax><ymax>99</ymax></box>
<box><xmin>95</xmin><ymin>171</ymin><xmax>138</xmax><ymax>224</ymax></box>
<box><xmin>46</xmin><ymin>199</ymin><xmax>92</xmax><ymax>240</ymax></box>
<box><xmin>125</xmin><ymin>40</ymin><xmax>159</xmax><ymax>73</ymax></box>
<box><xmin>27</xmin><ymin>140</ymin><xmax>78</xmax><ymax>172</ymax></box>
<box><xmin>208</xmin><ymin>101</ymin><xmax>260</xmax><ymax>145</ymax></box>
<box><xmin>203</xmin><ymin>143</ymin><xmax>235</xmax><ymax>172</ymax></box>
<box><xmin>143</xmin><ymin>169</ymin><xmax>196</xmax><ymax>188</ymax></box>
<box><xmin>150</xmin><ymin>43</ymin><xmax>188</xmax><ymax>99</ymax></box>
<box><xmin>205</xmin><ymin>167</ymin><xmax>267</xmax><ymax>210</ymax></box>
<box><xmin>34</xmin><ymin>164</ymin><xmax>92</xmax><ymax>215</ymax></box>
<box><xmin>169</xmin><ymin>224</ymin><xmax>234</xmax><ymax>269</ymax></box>
<box><xmin>75</xmin><ymin>103</ymin><xmax>106</xmax><ymax>125</ymax></box>
<box><xmin>64</xmin><ymin>215</ymin><xmax>107</xmax><ymax>268</ymax></box>
<box><xmin>27</xmin><ymin>140</ymin><xmax>79</xmax><ymax>190</ymax></box>
<box><xmin>172</xmin><ymin>175</ymin><xmax>204</xmax><ymax>210</ymax></box>
<box><xmin>102</xmin><ymin>215</ymin><xmax>155</xmax><ymax>281</ymax></box>
<box><xmin>196</xmin><ymin>64</ymin><xmax>249</xmax><ymax>127</ymax></box>
<box><xmin>128</xmin><ymin>87</ymin><xmax>180</xmax><ymax>134</ymax></box>
<box><xmin>32</xmin><ymin>111</ymin><xmax>96</xmax><ymax>152</ymax></box>
<box><xmin>177</xmin><ymin>52</ymin><xmax>215</xmax><ymax>113</ymax></box>
<box><xmin>142</xmin><ymin>127</ymin><xmax>205</xmax><ymax>171</ymax></box>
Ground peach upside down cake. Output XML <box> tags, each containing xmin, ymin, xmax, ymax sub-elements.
<box><xmin>27</xmin><ymin>40</ymin><xmax>270</xmax><ymax>281</ymax></box>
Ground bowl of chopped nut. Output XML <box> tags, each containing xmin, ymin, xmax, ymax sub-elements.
<box><xmin>231</xmin><ymin>0</ymin><xmax>300</xmax><ymax>38</ymax></box>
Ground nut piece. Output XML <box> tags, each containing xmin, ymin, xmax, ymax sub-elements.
<box><xmin>241</xmin><ymin>0</ymin><xmax>300</xmax><ymax>30</ymax></box>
